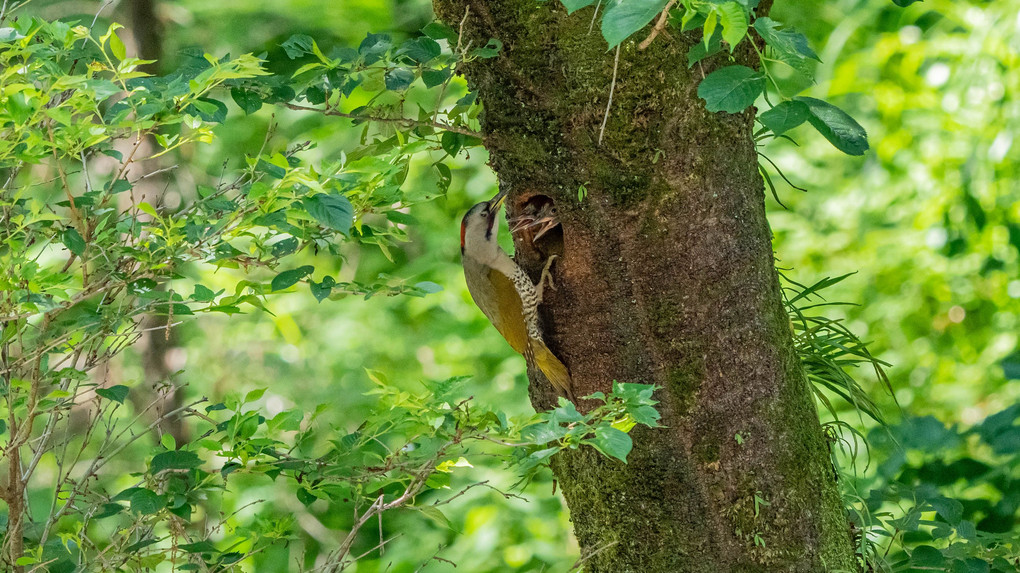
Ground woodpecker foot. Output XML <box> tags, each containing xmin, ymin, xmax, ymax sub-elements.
<box><xmin>537</xmin><ymin>255</ymin><xmax>559</xmax><ymax>304</ymax></box>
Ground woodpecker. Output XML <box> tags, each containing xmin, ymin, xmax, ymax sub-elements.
<box><xmin>460</xmin><ymin>190</ymin><xmax>574</xmax><ymax>399</ymax></box>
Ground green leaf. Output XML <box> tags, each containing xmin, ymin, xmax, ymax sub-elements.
<box><xmin>271</xmin><ymin>237</ymin><xmax>300</xmax><ymax>258</ymax></box>
<box><xmin>296</xmin><ymin>487</ymin><xmax>316</xmax><ymax>506</ymax></box>
<box><xmin>109</xmin><ymin>30</ymin><xmax>126</xmax><ymax>60</ymax></box>
<box><xmin>548</xmin><ymin>399</ymin><xmax>585</xmax><ymax>425</ymax></box>
<box><xmin>414</xmin><ymin>281</ymin><xmax>443</xmax><ymax>294</ymax></box>
<box><xmin>179</xmin><ymin>541</ymin><xmax>218</xmax><ymax>554</ymax></box>
<box><xmin>417</xmin><ymin>505</ymin><xmax>453</xmax><ymax>529</ymax></box>
<box><xmin>759</xmin><ymin>100</ymin><xmax>809</xmax><ymax>134</ymax></box>
<box><xmin>794</xmin><ymin>97</ymin><xmax>869</xmax><ymax>155</ymax></box>
<box><xmin>521</xmin><ymin>421</ymin><xmax>569</xmax><ymax>445</ymax></box>
<box><xmin>614</xmin><ymin>382</ymin><xmax>657</xmax><ymax>403</ymax></box>
<box><xmin>150</xmin><ymin>450</ymin><xmax>202</xmax><ymax>474</ymax></box>
<box><xmin>230</xmin><ymin>88</ymin><xmax>262</xmax><ymax>115</ymax></box>
<box><xmin>137</xmin><ymin>202</ymin><xmax>159</xmax><ymax>218</ymax></box>
<box><xmin>910</xmin><ymin>546</ymin><xmax>946</xmax><ymax>568</ymax></box>
<box><xmin>310</xmin><ymin>276</ymin><xmax>336</xmax><ymax>302</ymax></box>
<box><xmin>244</xmin><ymin>388</ymin><xmax>266</xmax><ymax>403</ymax></box>
<box><xmin>92</xmin><ymin>503</ymin><xmax>124</xmax><ymax>519</ymax></box>
<box><xmin>96</xmin><ymin>385</ymin><xmax>129</xmax><ymax>404</ymax></box>
<box><xmin>189</xmin><ymin>97</ymin><xmax>228</xmax><ymax>123</ymax></box>
<box><xmin>928</xmin><ymin>497</ymin><xmax>963</xmax><ymax>526</ymax></box>
<box><xmin>282</xmin><ymin>34</ymin><xmax>314</xmax><ymax>59</ymax></box>
<box><xmin>441</xmin><ymin>131</ymin><xmax>463</xmax><ymax>157</ymax></box>
<box><xmin>753</xmin><ymin>17</ymin><xmax>819</xmax><ymax>76</ymax></box>
<box><xmin>108</xmin><ymin>178</ymin><xmax>132</xmax><ymax>193</ymax></box>
<box><xmin>130</xmin><ymin>488</ymin><xmax>165</xmax><ymax>515</ymax></box>
<box><xmin>359</xmin><ymin>33</ymin><xmax>392</xmax><ymax>64</ymax></box>
<box><xmin>384</xmin><ymin>68</ymin><xmax>416</xmax><ymax>91</ymax></box>
<box><xmin>561</xmin><ymin>0</ymin><xmax>596</xmax><ymax>13</ymax></box>
<box><xmin>422</xmin><ymin>22</ymin><xmax>458</xmax><ymax>43</ymax></box>
<box><xmin>715</xmin><ymin>2</ymin><xmax>748</xmax><ymax>50</ymax></box>
<box><xmin>400</xmin><ymin>37</ymin><xmax>441</xmax><ymax>64</ymax></box>
<box><xmin>160</xmin><ymin>433</ymin><xmax>176</xmax><ymax>451</ymax></box>
<box><xmin>592</xmin><ymin>426</ymin><xmax>633</xmax><ymax>462</ymax></box>
<box><xmin>471</xmin><ymin>38</ymin><xmax>502</xmax><ymax>59</ymax></box>
<box><xmin>302</xmin><ymin>194</ymin><xmax>354</xmax><ymax>234</ymax></box>
<box><xmin>516</xmin><ymin>447</ymin><xmax>558</xmax><ymax>473</ymax></box>
<box><xmin>687</xmin><ymin>27</ymin><xmax>722</xmax><ymax>67</ymax></box>
<box><xmin>422</xmin><ymin>67</ymin><xmax>453</xmax><ymax>89</ymax></box>
<box><xmin>630</xmin><ymin>405</ymin><xmax>662</xmax><ymax>427</ymax></box>
<box><xmin>601</xmin><ymin>0</ymin><xmax>670</xmax><ymax>49</ymax></box>
<box><xmin>697</xmin><ymin>65</ymin><xmax>764</xmax><ymax>113</ymax></box>
<box><xmin>191</xmin><ymin>284</ymin><xmax>220</xmax><ymax>302</ymax></box>
<box><xmin>892</xmin><ymin>0</ymin><xmax>922</xmax><ymax>6</ymax></box>
<box><xmin>61</xmin><ymin>227</ymin><xmax>86</xmax><ymax>256</ymax></box>
<box><xmin>753</xmin><ymin>17</ymin><xmax>818</xmax><ymax>60</ymax></box>
<box><xmin>271</xmin><ymin>266</ymin><xmax>315</xmax><ymax>292</ymax></box>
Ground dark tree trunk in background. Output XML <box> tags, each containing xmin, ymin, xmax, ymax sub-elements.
<box><xmin>126</xmin><ymin>0</ymin><xmax>164</xmax><ymax>74</ymax></box>
<box><xmin>434</xmin><ymin>1</ymin><xmax>857</xmax><ymax>571</ymax></box>
<box><xmin>121</xmin><ymin>0</ymin><xmax>189</xmax><ymax>445</ymax></box>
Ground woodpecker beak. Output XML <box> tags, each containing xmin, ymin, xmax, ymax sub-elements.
<box><xmin>488</xmin><ymin>189</ymin><xmax>507</xmax><ymax>211</ymax></box>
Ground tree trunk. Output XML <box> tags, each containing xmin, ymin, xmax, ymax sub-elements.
<box><xmin>434</xmin><ymin>1</ymin><xmax>857</xmax><ymax>571</ymax></box>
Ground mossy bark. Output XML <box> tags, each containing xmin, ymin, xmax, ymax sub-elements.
<box><xmin>434</xmin><ymin>1</ymin><xmax>857</xmax><ymax>570</ymax></box>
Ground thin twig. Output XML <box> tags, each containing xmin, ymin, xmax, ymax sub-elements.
<box><xmin>598</xmin><ymin>45</ymin><xmax>621</xmax><ymax>146</ymax></box>
<box><xmin>129</xmin><ymin>164</ymin><xmax>178</xmax><ymax>184</ymax></box>
<box><xmin>282</xmin><ymin>103</ymin><xmax>482</xmax><ymax>138</ymax></box>
<box><xmin>90</xmin><ymin>0</ymin><xmax>114</xmax><ymax>29</ymax></box>
<box><xmin>588</xmin><ymin>0</ymin><xmax>602</xmax><ymax>34</ymax></box>
<box><xmin>569</xmin><ymin>540</ymin><xmax>620</xmax><ymax>571</ymax></box>
<box><xmin>639</xmin><ymin>0</ymin><xmax>677</xmax><ymax>50</ymax></box>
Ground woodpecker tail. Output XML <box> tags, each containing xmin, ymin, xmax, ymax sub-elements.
<box><xmin>529</xmin><ymin>339</ymin><xmax>574</xmax><ymax>401</ymax></box>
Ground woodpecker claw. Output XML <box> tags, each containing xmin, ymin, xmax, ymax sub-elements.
<box><xmin>537</xmin><ymin>255</ymin><xmax>559</xmax><ymax>304</ymax></box>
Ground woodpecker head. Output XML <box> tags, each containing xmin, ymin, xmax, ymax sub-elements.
<box><xmin>460</xmin><ymin>189</ymin><xmax>507</xmax><ymax>264</ymax></box>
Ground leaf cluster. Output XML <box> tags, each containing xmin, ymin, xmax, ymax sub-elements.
<box><xmin>845</xmin><ymin>407</ymin><xmax>1020</xmax><ymax>572</ymax></box>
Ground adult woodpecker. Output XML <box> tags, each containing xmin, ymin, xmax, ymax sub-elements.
<box><xmin>460</xmin><ymin>190</ymin><xmax>574</xmax><ymax>399</ymax></box>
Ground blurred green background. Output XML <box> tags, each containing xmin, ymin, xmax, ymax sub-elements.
<box><xmin>18</xmin><ymin>0</ymin><xmax>1020</xmax><ymax>569</ymax></box>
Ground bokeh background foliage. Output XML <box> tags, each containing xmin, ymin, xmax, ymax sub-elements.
<box><xmin>0</xmin><ymin>0</ymin><xmax>1017</xmax><ymax>571</ymax></box>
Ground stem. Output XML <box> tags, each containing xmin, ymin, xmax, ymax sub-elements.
<box><xmin>281</xmin><ymin>103</ymin><xmax>483</xmax><ymax>138</ymax></box>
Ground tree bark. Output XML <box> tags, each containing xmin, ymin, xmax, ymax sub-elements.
<box><xmin>434</xmin><ymin>1</ymin><xmax>857</xmax><ymax>571</ymax></box>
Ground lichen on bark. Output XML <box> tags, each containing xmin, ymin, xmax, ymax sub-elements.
<box><xmin>435</xmin><ymin>0</ymin><xmax>858</xmax><ymax>570</ymax></box>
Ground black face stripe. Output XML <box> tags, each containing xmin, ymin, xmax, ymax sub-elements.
<box><xmin>485</xmin><ymin>209</ymin><xmax>497</xmax><ymax>240</ymax></box>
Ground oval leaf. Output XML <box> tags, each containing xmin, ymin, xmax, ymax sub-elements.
<box><xmin>698</xmin><ymin>65</ymin><xmax>764</xmax><ymax>114</ymax></box>
<box><xmin>592</xmin><ymin>426</ymin><xmax>633</xmax><ymax>462</ymax></box>
<box><xmin>310</xmin><ymin>276</ymin><xmax>336</xmax><ymax>302</ymax></box>
<box><xmin>271</xmin><ymin>265</ymin><xmax>315</xmax><ymax>292</ymax></box>
<box><xmin>794</xmin><ymin>96</ymin><xmax>869</xmax><ymax>155</ymax></box>
<box><xmin>601</xmin><ymin>0</ymin><xmax>671</xmax><ymax>49</ymax></box>
<box><xmin>561</xmin><ymin>0</ymin><xmax>596</xmax><ymax>14</ymax></box>
<box><xmin>302</xmin><ymin>194</ymin><xmax>353</xmax><ymax>235</ymax></box>
<box><xmin>150</xmin><ymin>450</ymin><xmax>202</xmax><ymax>474</ymax></box>
<box><xmin>61</xmin><ymin>227</ymin><xmax>86</xmax><ymax>256</ymax></box>
<box><xmin>759</xmin><ymin>100</ymin><xmax>810</xmax><ymax>135</ymax></box>
<box><xmin>95</xmin><ymin>385</ymin><xmax>129</xmax><ymax>404</ymax></box>
<box><xmin>715</xmin><ymin>2</ymin><xmax>748</xmax><ymax>51</ymax></box>
<box><xmin>130</xmin><ymin>488</ymin><xmax>165</xmax><ymax>515</ymax></box>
